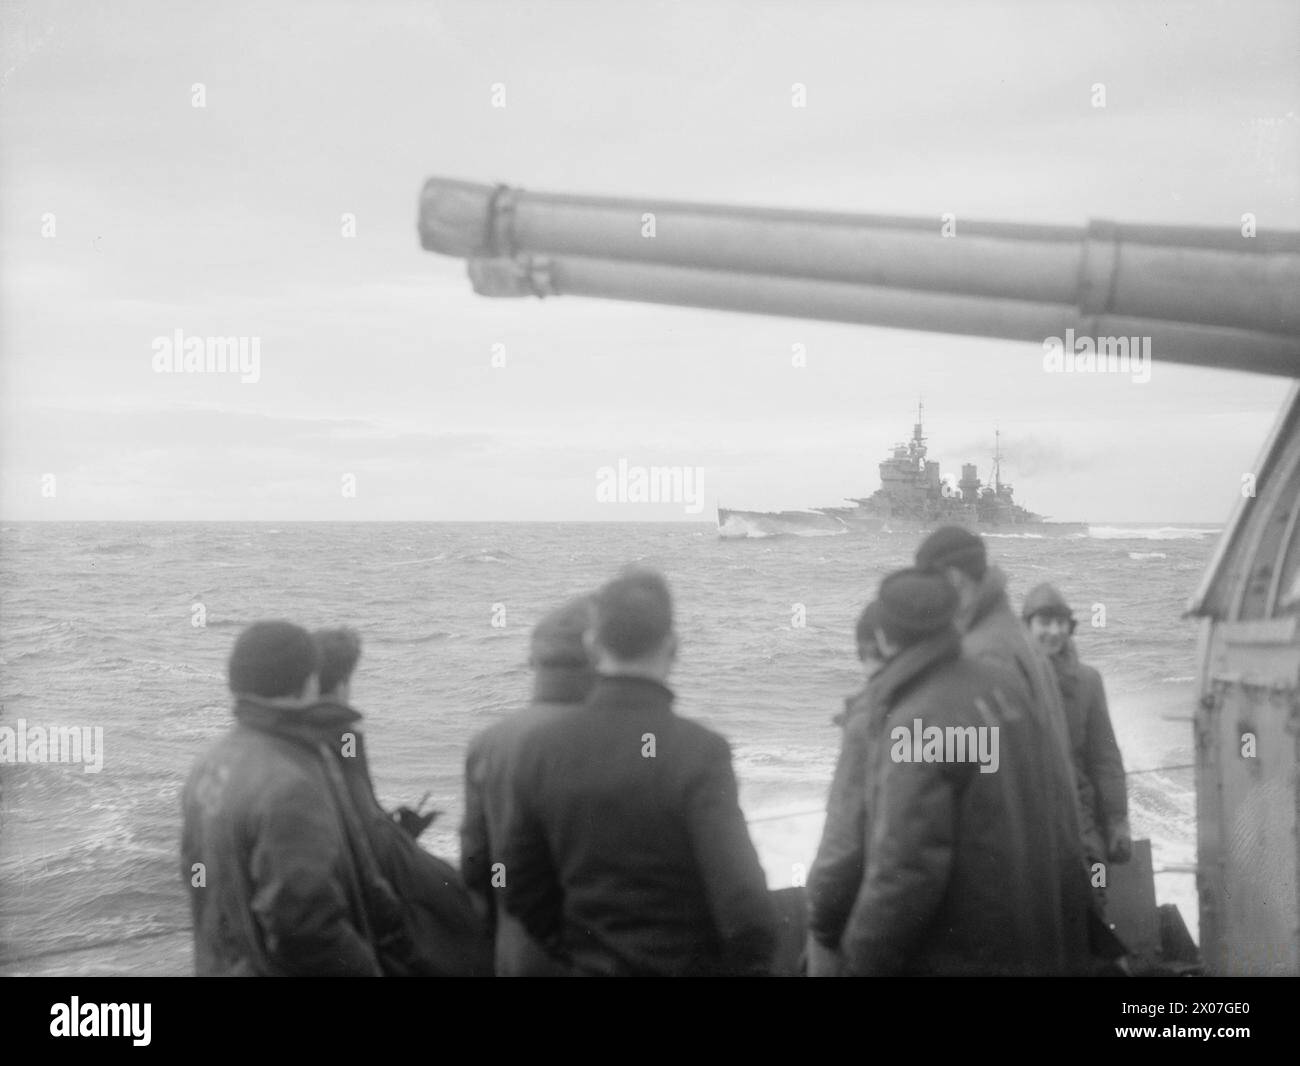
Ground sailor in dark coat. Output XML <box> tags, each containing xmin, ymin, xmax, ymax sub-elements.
<box><xmin>916</xmin><ymin>527</ymin><xmax>1095</xmax><ymax>970</ymax></box>
<box><xmin>461</xmin><ymin>596</ymin><xmax>595</xmax><ymax>975</ymax></box>
<box><xmin>806</xmin><ymin>599</ymin><xmax>887</xmax><ymax>977</ymax></box>
<box><xmin>499</xmin><ymin>567</ymin><xmax>778</xmax><ymax>976</ymax></box>
<box><xmin>311</xmin><ymin>628</ymin><xmax>493</xmax><ymax>977</ymax></box>
<box><xmin>1022</xmin><ymin>583</ymin><xmax>1131</xmax><ymax>888</ymax></box>
<box><xmin>840</xmin><ymin>569</ymin><xmax>1094</xmax><ymax>975</ymax></box>
<box><xmin>181</xmin><ymin>621</ymin><xmax>382</xmax><ymax>976</ymax></box>
<box><xmin>916</xmin><ymin>528</ymin><xmax>1077</xmax><ymax>778</ymax></box>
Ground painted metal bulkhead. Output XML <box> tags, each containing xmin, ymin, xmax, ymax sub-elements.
<box><xmin>1190</xmin><ymin>383</ymin><xmax>1300</xmax><ymax>974</ymax></box>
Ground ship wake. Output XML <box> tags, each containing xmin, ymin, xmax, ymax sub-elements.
<box><xmin>718</xmin><ymin>512</ymin><xmax>847</xmax><ymax>540</ymax></box>
<box><xmin>1090</xmin><ymin>526</ymin><xmax>1221</xmax><ymax>541</ymax></box>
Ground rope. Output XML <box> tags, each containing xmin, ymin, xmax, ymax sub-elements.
<box><xmin>1127</xmin><ymin>763</ymin><xmax>1194</xmax><ymax>776</ymax></box>
<box><xmin>747</xmin><ymin>807</ymin><xmax>825</xmax><ymax>824</ymax></box>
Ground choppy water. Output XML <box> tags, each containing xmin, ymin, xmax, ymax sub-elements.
<box><xmin>0</xmin><ymin>521</ymin><xmax>1217</xmax><ymax>974</ymax></box>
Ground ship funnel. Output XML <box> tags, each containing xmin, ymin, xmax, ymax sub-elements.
<box><xmin>419</xmin><ymin>178</ymin><xmax>1300</xmax><ymax>377</ymax></box>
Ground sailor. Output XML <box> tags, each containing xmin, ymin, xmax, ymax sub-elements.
<box><xmin>807</xmin><ymin>599</ymin><xmax>889</xmax><ymax>976</ymax></box>
<box><xmin>915</xmin><ymin>526</ymin><xmax>1094</xmax><ymax>971</ymax></box>
<box><xmin>460</xmin><ymin>596</ymin><xmax>596</xmax><ymax>976</ymax></box>
<box><xmin>311</xmin><ymin>627</ymin><xmax>492</xmax><ymax>976</ymax></box>
<box><xmin>1021</xmin><ymin>584</ymin><xmax>1132</xmax><ymax>908</ymax></box>
<box><xmin>830</xmin><ymin>599</ymin><xmax>886</xmax><ymax>729</ymax></box>
<box><xmin>180</xmin><ymin>621</ymin><xmax>382</xmax><ymax>975</ymax></box>
<box><xmin>839</xmin><ymin>569</ymin><xmax>1092</xmax><ymax>975</ymax></box>
<box><xmin>499</xmin><ymin>567</ymin><xmax>777</xmax><ymax>976</ymax></box>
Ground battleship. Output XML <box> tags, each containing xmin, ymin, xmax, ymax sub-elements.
<box><xmin>716</xmin><ymin>406</ymin><xmax>1088</xmax><ymax>539</ymax></box>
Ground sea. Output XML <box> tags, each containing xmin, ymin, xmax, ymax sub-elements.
<box><xmin>0</xmin><ymin>521</ymin><xmax>1217</xmax><ymax>975</ymax></box>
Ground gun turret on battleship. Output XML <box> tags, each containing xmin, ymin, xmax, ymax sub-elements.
<box><xmin>418</xmin><ymin>178</ymin><xmax>1300</xmax><ymax>974</ymax></box>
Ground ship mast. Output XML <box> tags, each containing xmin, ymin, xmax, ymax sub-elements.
<box><xmin>992</xmin><ymin>426</ymin><xmax>1002</xmax><ymax>493</ymax></box>
<box><xmin>912</xmin><ymin>399</ymin><xmax>927</xmax><ymax>469</ymax></box>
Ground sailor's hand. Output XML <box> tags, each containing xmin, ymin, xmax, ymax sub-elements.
<box><xmin>806</xmin><ymin>935</ymin><xmax>844</xmax><ymax>977</ymax></box>
<box><xmin>392</xmin><ymin>805</ymin><xmax>439</xmax><ymax>839</ymax></box>
<box><xmin>1107</xmin><ymin>820</ymin><xmax>1132</xmax><ymax>864</ymax></box>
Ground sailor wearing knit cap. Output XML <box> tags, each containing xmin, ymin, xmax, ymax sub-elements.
<box><xmin>828</xmin><ymin>567</ymin><xmax>1096</xmax><ymax>975</ymax></box>
<box><xmin>1022</xmin><ymin>582</ymin><xmax>1131</xmax><ymax>895</ymax></box>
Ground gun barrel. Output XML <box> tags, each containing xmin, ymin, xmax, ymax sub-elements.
<box><xmin>419</xmin><ymin>178</ymin><xmax>1300</xmax><ymax>376</ymax></box>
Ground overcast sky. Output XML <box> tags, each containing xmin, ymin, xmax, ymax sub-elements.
<box><xmin>1</xmin><ymin>0</ymin><xmax>1295</xmax><ymax>522</ymax></box>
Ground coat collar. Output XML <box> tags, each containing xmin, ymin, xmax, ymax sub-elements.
<box><xmin>1047</xmin><ymin>636</ymin><xmax>1081</xmax><ymax>679</ymax></box>
<box><xmin>868</xmin><ymin>627</ymin><xmax>963</xmax><ymax>710</ymax></box>
<box><xmin>833</xmin><ymin>685</ymin><xmax>873</xmax><ymax>728</ymax></box>
<box><xmin>587</xmin><ymin>673</ymin><xmax>676</xmax><ymax>712</ymax></box>
<box><xmin>233</xmin><ymin>694</ymin><xmax>362</xmax><ymax>748</ymax></box>
<box><xmin>533</xmin><ymin>664</ymin><xmax>595</xmax><ymax>705</ymax></box>
<box><xmin>965</xmin><ymin>564</ymin><xmax>1011</xmax><ymax>631</ymax></box>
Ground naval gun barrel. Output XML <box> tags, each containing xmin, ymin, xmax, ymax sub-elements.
<box><xmin>418</xmin><ymin>178</ymin><xmax>1300</xmax><ymax>377</ymax></box>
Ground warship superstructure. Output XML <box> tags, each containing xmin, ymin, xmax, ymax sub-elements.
<box><xmin>717</xmin><ymin>406</ymin><xmax>1087</xmax><ymax>538</ymax></box>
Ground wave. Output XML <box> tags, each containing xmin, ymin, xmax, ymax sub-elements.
<box><xmin>370</xmin><ymin>631</ymin><xmax>451</xmax><ymax>646</ymax></box>
<box><xmin>0</xmin><ymin>648</ymin><xmax>58</xmax><ymax>667</ymax></box>
<box><xmin>1128</xmin><ymin>551</ymin><xmax>1168</xmax><ymax>560</ymax></box>
<box><xmin>742</xmin><ymin>750</ymin><xmax>809</xmax><ymax>767</ymax></box>
<box><xmin>87</xmin><ymin>656</ymin><xmax>223</xmax><ymax>679</ymax></box>
<box><xmin>1090</xmin><ymin>526</ymin><xmax>1220</xmax><ymax>541</ymax></box>
<box><xmin>984</xmin><ymin>532</ymin><xmax>1045</xmax><ymax>539</ymax></box>
<box><xmin>88</xmin><ymin>542</ymin><xmax>143</xmax><ymax>556</ymax></box>
<box><xmin>4</xmin><ymin>620</ymin><xmax>75</xmax><ymax>639</ymax></box>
